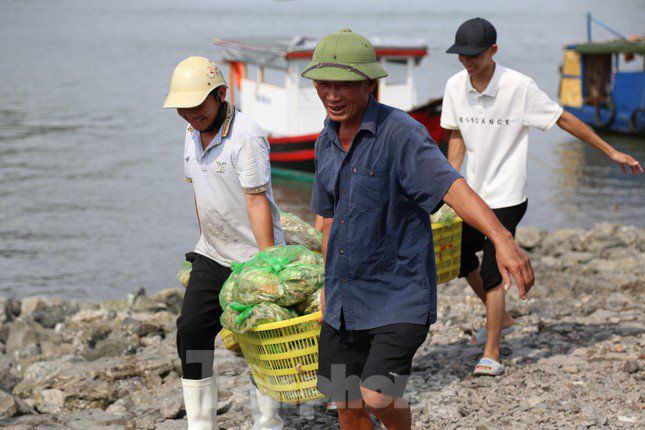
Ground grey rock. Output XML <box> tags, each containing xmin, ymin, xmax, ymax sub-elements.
<box><xmin>623</xmin><ymin>360</ymin><xmax>641</xmax><ymax>374</ymax></box>
<box><xmin>516</xmin><ymin>227</ymin><xmax>545</xmax><ymax>250</ymax></box>
<box><xmin>127</xmin><ymin>287</ymin><xmax>147</xmax><ymax>308</ymax></box>
<box><xmin>541</xmin><ymin>228</ymin><xmax>583</xmax><ymax>256</ymax></box>
<box><xmin>0</xmin><ymin>297</ymin><xmax>8</xmax><ymax>324</ymax></box>
<box><xmin>0</xmin><ymin>390</ymin><xmax>17</xmax><ymax>419</ymax></box>
<box><xmin>35</xmin><ymin>388</ymin><xmax>66</xmax><ymax>414</ymax></box>
<box><xmin>155</xmin><ymin>420</ymin><xmax>186</xmax><ymax>430</ymax></box>
<box><xmin>14</xmin><ymin>397</ymin><xmax>34</xmax><ymax>416</ymax></box>
<box><xmin>82</xmin><ymin>337</ymin><xmax>131</xmax><ymax>361</ymax></box>
<box><xmin>0</xmin><ymin>355</ymin><xmax>20</xmax><ymax>392</ymax></box>
<box><xmin>560</xmin><ymin>252</ymin><xmax>595</xmax><ymax>267</ymax></box>
<box><xmin>5</xmin><ymin>317</ymin><xmax>63</xmax><ymax>361</ymax></box>
<box><xmin>20</xmin><ymin>297</ymin><xmax>79</xmax><ymax>329</ymax></box>
<box><xmin>152</xmin><ymin>289</ymin><xmax>184</xmax><ymax>315</ymax></box>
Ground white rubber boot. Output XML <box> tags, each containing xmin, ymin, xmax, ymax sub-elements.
<box><xmin>182</xmin><ymin>376</ymin><xmax>218</xmax><ymax>430</ymax></box>
<box><xmin>250</xmin><ymin>385</ymin><xmax>283</xmax><ymax>430</ymax></box>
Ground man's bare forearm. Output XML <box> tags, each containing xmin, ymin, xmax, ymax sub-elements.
<box><xmin>245</xmin><ymin>192</ymin><xmax>275</xmax><ymax>250</ymax></box>
<box><xmin>556</xmin><ymin>110</ymin><xmax>642</xmax><ymax>174</ymax></box>
<box><xmin>557</xmin><ymin>110</ymin><xmax>614</xmax><ymax>156</ymax></box>
<box><xmin>447</xmin><ymin>130</ymin><xmax>466</xmax><ymax>172</ymax></box>
<box><xmin>442</xmin><ymin>178</ymin><xmax>512</xmax><ymax>245</ymax></box>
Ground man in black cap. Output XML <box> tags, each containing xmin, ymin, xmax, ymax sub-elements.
<box><xmin>441</xmin><ymin>18</ymin><xmax>642</xmax><ymax>376</ymax></box>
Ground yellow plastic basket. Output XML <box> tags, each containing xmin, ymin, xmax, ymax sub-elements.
<box><xmin>233</xmin><ymin>312</ymin><xmax>323</xmax><ymax>404</ymax></box>
<box><xmin>219</xmin><ymin>328</ymin><xmax>239</xmax><ymax>351</ymax></box>
<box><xmin>432</xmin><ymin>217</ymin><xmax>462</xmax><ymax>284</ymax></box>
<box><xmin>233</xmin><ymin>218</ymin><xmax>462</xmax><ymax>403</ymax></box>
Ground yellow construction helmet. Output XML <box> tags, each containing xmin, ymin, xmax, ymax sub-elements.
<box><xmin>163</xmin><ymin>57</ymin><xmax>227</xmax><ymax>109</ymax></box>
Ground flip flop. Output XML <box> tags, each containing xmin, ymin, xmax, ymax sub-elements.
<box><xmin>470</xmin><ymin>326</ymin><xmax>515</xmax><ymax>346</ymax></box>
<box><xmin>473</xmin><ymin>357</ymin><xmax>505</xmax><ymax>376</ymax></box>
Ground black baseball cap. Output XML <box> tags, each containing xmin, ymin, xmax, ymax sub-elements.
<box><xmin>446</xmin><ymin>18</ymin><xmax>497</xmax><ymax>56</ymax></box>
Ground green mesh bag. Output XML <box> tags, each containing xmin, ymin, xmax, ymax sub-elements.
<box><xmin>277</xmin><ymin>264</ymin><xmax>323</xmax><ymax>306</ymax></box>
<box><xmin>280</xmin><ymin>211</ymin><xmax>323</xmax><ymax>252</ymax></box>
<box><xmin>221</xmin><ymin>302</ymin><xmax>298</xmax><ymax>334</ymax></box>
<box><xmin>177</xmin><ymin>261</ymin><xmax>192</xmax><ymax>288</ymax></box>
<box><xmin>218</xmin><ymin>272</ymin><xmax>238</xmax><ymax>310</ymax></box>
<box><xmin>296</xmin><ymin>288</ymin><xmax>322</xmax><ymax>315</ymax></box>
<box><xmin>232</xmin><ymin>267</ymin><xmax>284</xmax><ymax>305</ymax></box>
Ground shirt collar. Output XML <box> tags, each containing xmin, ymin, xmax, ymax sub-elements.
<box><xmin>467</xmin><ymin>62</ymin><xmax>502</xmax><ymax>98</ymax></box>
<box><xmin>358</xmin><ymin>95</ymin><xmax>379</xmax><ymax>135</ymax></box>
<box><xmin>191</xmin><ymin>103</ymin><xmax>236</xmax><ymax>155</ymax></box>
<box><xmin>325</xmin><ymin>95</ymin><xmax>379</xmax><ymax>138</ymax></box>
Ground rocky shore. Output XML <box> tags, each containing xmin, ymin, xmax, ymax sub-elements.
<box><xmin>0</xmin><ymin>222</ymin><xmax>642</xmax><ymax>429</ymax></box>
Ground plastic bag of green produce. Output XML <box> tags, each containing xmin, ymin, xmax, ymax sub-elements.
<box><xmin>232</xmin><ymin>267</ymin><xmax>283</xmax><ymax>305</ymax></box>
<box><xmin>222</xmin><ymin>244</ymin><xmax>324</xmax><ymax>308</ymax></box>
<box><xmin>221</xmin><ymin>302</ymin><xmax>298</xmax><ymax>334</ymax></box>
<box><xmin>218</xmin><ymin>273</ymin><xmax>238</xmax><ymax>310</ymax></box>
<box><xmin>296</xmin><ymin>288</ymin><xmax>322</xmax><ymax>315</ymax></box>
<box><xmin>280</xmin><ymin>211</ymin><xmax>323</xmax><ymax>252</ymax></box>
<box><xmin>430</xmin><ymin>204</ymin><xmax>457</xmax><ymax>225</ymax></box>
<box><xmin>277</xmin><ymin>264</ymin><xmax>324</xmax><ymax>306</ymax></box>
<box><xmin>177</xmin><ymin>261</ymin><xmax>192</xmax><ymax>288</ymax></box>
<box><xmin>238</xmin><ymin>245</ymin><xmax>320</xmax><ymax>272</ymax></box>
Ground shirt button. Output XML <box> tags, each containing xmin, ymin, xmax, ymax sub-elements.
<box><xmin>340</xmin><ymin>249</ymin><xmax>345</xmax><ymax>255</ymax></box>
<box><xmin>340</xmin><ymin>219</ymin><xmax>345</xmax><ymax>225</ymax></box>
<box><xmin>341</xmin><ymin>188</ymin><xmax>347</xmax><ymax>194</ymax></box>
<box><xmin>340</xmin><ymin>277</ymin><xmax>346</xmax><ymax>283</ymax></box>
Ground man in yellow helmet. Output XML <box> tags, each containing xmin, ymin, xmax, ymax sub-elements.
<box><xmin>163</xmin><ymin>56</ymin><xmax>284</xmax><ymax>430</ymax></box>
<box><xmin>303</xmin><ymin>30</ymin><xmax>534</xmax><ymax>430</ymax></box>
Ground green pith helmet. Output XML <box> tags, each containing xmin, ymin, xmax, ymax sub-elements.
<box><xmin>301</xmin><ymin>29</ymin><xmax>388</xmax><ymax>81</ymax></box>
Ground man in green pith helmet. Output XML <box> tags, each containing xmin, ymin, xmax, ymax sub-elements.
<box><xmin>304</xmin><ymin>29</ymin><xmax>535</xmax><ymax>430</ymax></box>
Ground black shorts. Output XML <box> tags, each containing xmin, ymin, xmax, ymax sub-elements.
<box><xmin>316</xmin><ymin>315</ymin><xmax>429</xmax><ymax>402</ymax></box>
<box><xmin>458</xmin><ymin>199</ymin><xmax>528</xmax><ymax>291</ymax></box>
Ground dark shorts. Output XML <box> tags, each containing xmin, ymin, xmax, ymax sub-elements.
<box><xmin>316</xmin><ymin>315</ymin><xmax>429</xmax><ymax>402</ymax></box>
<box><xmin>458</xmin><ymin>199</ymin><xmax>528</xmax><ymax>291</ymax></box>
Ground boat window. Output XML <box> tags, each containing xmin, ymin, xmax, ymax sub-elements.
<box><xmin>246</xmin><ymin>64</ymin><xmax>261</xmax><ymax>82</ymax></box>
<box><xmin>583</xmin><ymin>54</ymin><xmax>611</xmax><ymax>105</ymax></box>
<box><xmin>262</xmin><ymin>67</ymin><xmax>286</xmax><ymax>87</ymax></box>
<box><xmin>382</xmin><ymin>58</ymin><xmax>408</xmax><ymax>85</ymax></box>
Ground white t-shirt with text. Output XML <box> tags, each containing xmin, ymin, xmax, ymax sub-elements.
<box><xmin>441</xmin><ymin>64</ymin><xmax>563</xmax><ymax>208</ymax></box>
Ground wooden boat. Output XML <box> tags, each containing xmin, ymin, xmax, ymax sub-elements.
<box><xmin>559</xmin><ymin>14</ymin><xmax>644</xmax><ymax>135</ymax></box>
<box><xmin>212</xmin><ymin>36</ymin><xmax>448</xmax><ymax>174</ymax></box>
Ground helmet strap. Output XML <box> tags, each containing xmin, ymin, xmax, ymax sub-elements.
<box><xmin>202</xmin><ymin>96</ymin><xmax>227</xmax><ymax>134</ymax></box>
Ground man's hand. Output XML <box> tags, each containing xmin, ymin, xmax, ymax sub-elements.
<box><xmin>319</xmin><ymin>287</ymin><xmax>325</xmax><ymax>323</ymax></box>
<box><xmin>609</xmin><ymin>149</ymin><xmax>643</xmax><ymax>174</ymax></box>
<box><xmin>492</xmin><ymin>232</ymin><xmax>534</xmax><ymax>300</ymax></box>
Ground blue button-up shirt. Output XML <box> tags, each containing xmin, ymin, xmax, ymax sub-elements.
<box><xmin>311</xmin><ymin>96</ymin><xmax>462</xmax><ymax>330</ymax></box>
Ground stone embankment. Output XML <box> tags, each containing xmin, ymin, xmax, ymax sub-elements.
<box><xmin>0</xmin><ymin>222</ymin><xmax>642</xmax><ymax>429</ymax></box>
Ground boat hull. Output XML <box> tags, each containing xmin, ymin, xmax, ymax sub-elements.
<box><xmin>564</xmin><ymin>105</ymin><xmax>645</xmax><ymax>135</ymax></box>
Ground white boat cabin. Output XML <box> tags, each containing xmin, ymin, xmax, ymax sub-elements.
<box><xmin>212</xmin><ymin>36</ymin><xmax>428</xmax><ymax>139</ymax></box>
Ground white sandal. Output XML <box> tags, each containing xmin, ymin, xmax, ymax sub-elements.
<box><xmin>473</xmin><ymin>357</ymin><xmax>505</xmax><ymax>376</ymax></box>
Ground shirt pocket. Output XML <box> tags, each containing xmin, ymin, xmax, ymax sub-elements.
<box><xmin>350</xmin><ymin>165</ymin><xmax>389</xmax><ymax>211</ymax></box>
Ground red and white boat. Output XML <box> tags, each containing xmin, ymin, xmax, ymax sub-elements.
<box><xmin>213</xmin><ymin>36</ymin><xmax>447</xmax><ymax>174</ymax></box>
